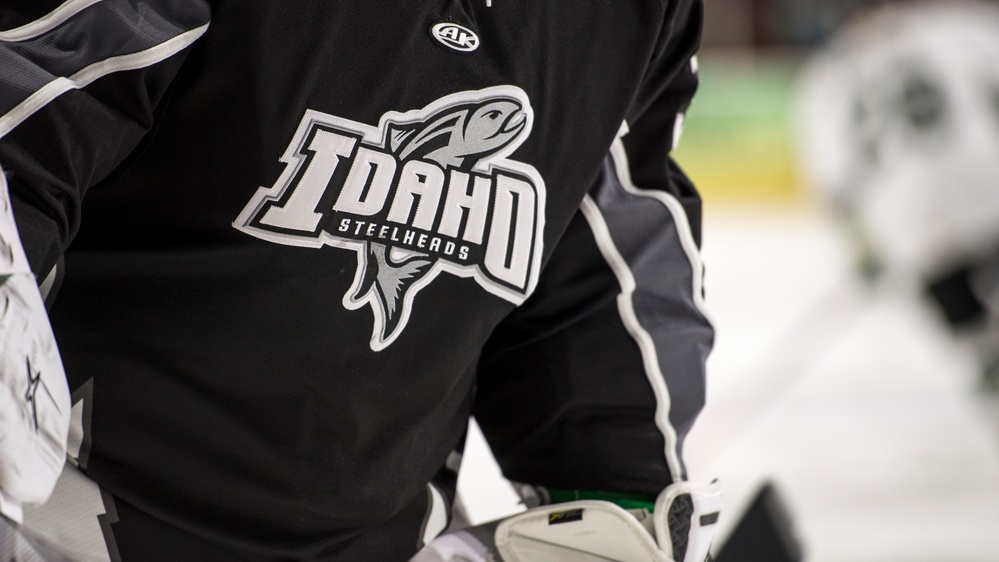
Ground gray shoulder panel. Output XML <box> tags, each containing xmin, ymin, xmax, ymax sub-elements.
<box><xmin>580</xmin><ymin>140</ymin><xmax>713</xmax><ymax>481</ymax></box>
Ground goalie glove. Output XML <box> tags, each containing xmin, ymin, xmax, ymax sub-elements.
<box><xmin>0</xmin><ymin>171</ymin><xmax>71</xmax><ymax>521</ymax></box>
<box><xmin>495</xmin><ymin>480</ymin><xmax>722</xmax><ymax>562</ymax></box>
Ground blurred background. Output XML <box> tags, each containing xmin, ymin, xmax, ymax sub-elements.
<box><xmin>459</xmin><ymin>2</ymin><xmax>999</xmax><ymax>560</ymax></box>
<box><xmin>684</xmin><ymin>3</ymin><xmax>999</xmax><ymax>559</ymax></box>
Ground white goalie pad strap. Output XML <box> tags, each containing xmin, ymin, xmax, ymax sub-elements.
<box><xmin>495</xmin><ymin>500</ymin><xmax>671</xmax><ymax>562</ymax></box>
<box><xmin>653</xmin><ymin>481</ymin><xmax>723</xmax><ymax>562</ymax></box>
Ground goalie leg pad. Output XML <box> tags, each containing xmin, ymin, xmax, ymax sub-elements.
<box><xmin>495</xmin><ymin>500</ymin><xmax>670</xmax><ymax>562</ymax></box>
<box><xmin>490</xmin><ymin>480</ymin><xmax>722</xmax><ymax>562</ymax></box>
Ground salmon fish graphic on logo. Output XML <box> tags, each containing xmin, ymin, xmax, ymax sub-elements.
<box><xmin>348</xmin><ymin>99</ymin><xmax>528</xmax><ymax>341</ymax></box>
<box><xmin>388</xmin><ymin>99</ymin><xmax>527</xmax><ymax>167</ymax></box>
<box><xmin>234</xmin><ymin>86</ymin><xmax>547</xmax><ymax>350</ymax></box>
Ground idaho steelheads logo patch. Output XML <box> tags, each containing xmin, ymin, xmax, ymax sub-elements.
<box><xmin>234</xmin><ymin>86</ymin><xmax>546</xmax><ymax>351</ymax></box>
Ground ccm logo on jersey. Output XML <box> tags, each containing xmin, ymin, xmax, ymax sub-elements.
<box><xmin>234</xmin><ymin>86</ymin><xmax>546</xmax><ymax>351</ymax></box>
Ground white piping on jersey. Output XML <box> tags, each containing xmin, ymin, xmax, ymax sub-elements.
<box><xmin>577</xmin><ymin>125</ymin><xmax>713</xmax><ymax>482</ymax></box>
<box><xmin>611</xmin><ymin>125</ymin><xmax>711</xmax><ymax>324</ymax></box>
<box><xmin>0</xmin><ymin>0</ymin><xmax>102</xmax><ymax>42</ymax></box>
<box><xmin>617</xmin><ymin>120</ymin><xmax>630</xmax><ymax>138</ymax></box>
<box><xmin>672</xmin><ymin>113</ymin><xmax>686</xmax><ymax>151</ymax></box>
<box><xmin>580</xmin><ymin>194</ymin><xmax>685</xmax><ymax>482</ymax></box>
<box><xmin>672</xmin><ymin>55</ymin><xmax>698</xmax><ymax>151</ymax></box>
<box><xmin>0</xmin><ymin>24</ymin><xmax>209</xmax><ymax>140</ymax></box>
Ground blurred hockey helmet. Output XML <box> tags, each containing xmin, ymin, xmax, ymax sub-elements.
<box><xmin>796</xmin><ymin>1</ymin><xmax>999</xmax><ymax>328</ymax></box>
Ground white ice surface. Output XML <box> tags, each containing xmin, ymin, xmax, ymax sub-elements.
<box><xmin>457</xmin><ymin>203</ymin><xmax>999</xmax><ymax>561</ymax></box>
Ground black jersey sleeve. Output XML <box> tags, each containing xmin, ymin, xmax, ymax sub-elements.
<box><xmin>0</xmin><ymin>0</ymin><xmax>212</xmax><ymax>277</ymax></box>
<box><xmin>472</xmin><ymin>0</ymin><xmax>711</xmax><ymax>495</ymax></box>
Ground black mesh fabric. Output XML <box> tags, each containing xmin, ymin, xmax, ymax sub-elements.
<box><xmin>667</xmin><ymin>493</ymin><xmax>695</xmax><ymax>562</ymax></box>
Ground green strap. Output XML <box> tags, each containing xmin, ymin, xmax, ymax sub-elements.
<box><xmin>545</xmin><ymin>488</ymin><xmax>656</xmax><ymax>512</ymax></box>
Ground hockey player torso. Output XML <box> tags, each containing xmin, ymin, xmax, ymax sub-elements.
<box><xmin>2</xmin><ymin>0</ymin><xmax>705</xmax><ymax>559</ymax></box>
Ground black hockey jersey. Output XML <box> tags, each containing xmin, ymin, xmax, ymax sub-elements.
<box><xmin>0</xmin><ymin>0</ymin><xmax>712</xmax><ymax>559</ymax></box>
